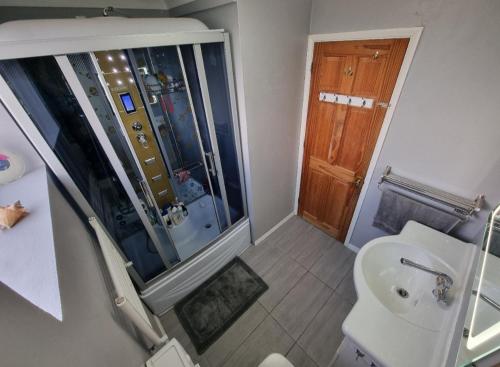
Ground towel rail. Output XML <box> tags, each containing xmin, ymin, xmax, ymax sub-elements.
<box><xmin>472</xmin><ymin>290</ymin><xmax>500</xmax><ymax>313</ymax></box>
<box><xmin>379</xmin><ymin>166</ymin><xmax>483</xmax><ymax>218</ymax></box>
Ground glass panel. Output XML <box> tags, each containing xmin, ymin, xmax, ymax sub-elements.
<box><xmin>0</xmin><ymin>56</ymin><xmax>167</xmax><ymax>282</ymax></box>
<box><xmin>201</xmin><ymin>42</ymin><xmax>245</xmax><ymax>224</ymax></box>
<box><xmin>130</xmin><ymin>46</ymin><xmax>222</xmax><ymax>260</ymax></box>
<box><xmin>67</xmin><ymin>53</ymin><xmax>180</xmax><ymax>266</ymax></box>
<box><xmin>456</xmin><ymin>204</ymin><xmax>500</xmax><ymax>366</ymax></box>
<box><xmin>180</xmin><ymin>45</ymin><xmax>229</xmax><ymax>229</ymax></box>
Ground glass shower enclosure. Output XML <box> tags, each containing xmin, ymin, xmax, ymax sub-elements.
<box><xmin>0</xmin><ymin>35</ymin><xmax>247</xmax><ymax>290</ymax></box>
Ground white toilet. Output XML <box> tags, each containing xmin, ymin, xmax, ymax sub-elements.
<box><xmin>259</xmin><ymin>353</ymin><xmax>295</xmax><ymax>367</ymax></box>
<box><xmin>145</xmin><ymin>339</ymin><xmax>294</xmax><ymax>367</ymax></box>
<box><xmin>145</xmin><ymin>338</ymin><xmax>199</xmax><ymax>367</ymax></box>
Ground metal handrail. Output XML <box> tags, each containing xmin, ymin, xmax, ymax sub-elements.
<box><xmin>472</xmin><ymin>290</ymin><xmax>500</xmax><ymax>312</ymax></box>
<box><xmin>379</xmin><ymin>166</ymin><xmax>483</xmax><ymax>217</ymax></box>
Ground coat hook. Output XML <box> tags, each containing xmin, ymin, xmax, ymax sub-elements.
<box><xmin>348</xmin><ymin>97</ymin><xmax>352</xmax><ymax>105</ymax></box>
<box><xmin>373</xmin><ymin>51</ymin><xmax>380</xmax><ymax>60</ymax></box>
<box><xmin>362</xmin><ymin>99</ymin><xmax>366</xmax><ymax>107</ymax></box>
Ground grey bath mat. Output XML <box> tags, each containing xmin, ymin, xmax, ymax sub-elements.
<box><xmin>174</xmin><ymin>257</ymin><xmax>268</xmax><ymax>354</ymax></box>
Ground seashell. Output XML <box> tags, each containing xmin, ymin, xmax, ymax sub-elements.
<box><xmin>0</xmin><ymin>200</ymin><xmax>28</xmax><ymax>230</ymax></box>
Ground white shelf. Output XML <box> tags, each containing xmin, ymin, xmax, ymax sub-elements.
<box><xmin>0</xmin><ymin>167</ymin><xmax>62</xmax><ymax>321</ymax></box>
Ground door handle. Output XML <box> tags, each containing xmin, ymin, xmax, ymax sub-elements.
<box><xmin>138</xmin><ymin>179</ymin><xmax>154</xmax><ymax>208</ymax></box>
<box><xmin>204</xmin><ymin>152</ymin><xmax>217</xmax><ymax>177</ymax></box>
<box><xmin>354</xmin><ymin>177</ymin><xmax>364</xmax><ymax>188</ymax></box>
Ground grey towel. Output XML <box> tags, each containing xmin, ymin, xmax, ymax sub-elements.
<box><xmin>373</xmin><ymin>190</ymin><xmax>461</xmax><ymax>234</ymax></box>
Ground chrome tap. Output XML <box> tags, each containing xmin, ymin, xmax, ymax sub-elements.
<box><xmin>400</xmin><ymin>257</ymin><xmax>453</xmax><ymax>303</ymax></box>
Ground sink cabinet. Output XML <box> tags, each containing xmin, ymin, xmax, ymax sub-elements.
<box><xmin>332</xmin><ymin>338</ymin><xmax>380</xmax><ymax>367</ymax></box>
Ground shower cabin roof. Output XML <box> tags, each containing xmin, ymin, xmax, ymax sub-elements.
<box><xmin>0</xmin><ymin>17</ymin><xmax>217</xmax><ymax>60</ymax></box>
<box><xmin>0</xmin><ymin>17</ymin><xmax>208</xmax><ymax>42</ymax></box>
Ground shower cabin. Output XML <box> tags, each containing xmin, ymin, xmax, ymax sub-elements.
<box><xmin>0</xmin><ymin>17</ymin><xmax>249</xmax><ymax>313</ymax></box>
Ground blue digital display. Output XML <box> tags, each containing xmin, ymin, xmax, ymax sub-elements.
<box><xmin>119</xmin><ymin>93</ymin><xmax>136</xmax><ymax>114</ymax></box>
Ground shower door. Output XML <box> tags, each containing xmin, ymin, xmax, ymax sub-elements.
<box><xmin>83</xmin><ymin>46</ymin><xmax>232</xmax><ymax>262</ymax></box>
<box><xmin>71</xmin><ymin>42</ymin><xmax>245</xmax><ymax>265</ymax></box>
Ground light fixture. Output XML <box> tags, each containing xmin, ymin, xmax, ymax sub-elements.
<box><xmin>112</xmin><ymin>67</ymin><xmax>118</xmax><ymax>73</ymax></box>
<box><xmin>125</xmin><ymin>67</ymin><xmax>130</xmax><ymax>72</ymax></box>
<box><xmin>117</xmin><ymin>79</ymin><xmax>123</xmax><ymax>85</ymax></box>
<box><xmin>120</xmin><ymin>54</ymin><xmax>126</xmax><ymax>60</ymax></box>
<box><xmin>107</xmin><ymin>55</ymin><xmax>113</xmax><ymax>61</ymax></box>
<box><xmin>128</xmin><ymin>78</ymin><xmax>134</xmax><ymax>83</ymax></box>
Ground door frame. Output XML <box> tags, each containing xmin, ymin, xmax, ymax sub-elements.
<box><xmin>293</xmin><ymin>27</ymin><xmax>423</xmax><ymax>250</ymax></box>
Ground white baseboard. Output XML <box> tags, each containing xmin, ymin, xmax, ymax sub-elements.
<box><xmin>254</xmin><ymin>212</ymin><xmax>295</xmax><ymax>246</ymax></box>
<box><xmin>345</xmin><ymin>243</ymin><xmax>360</xmax><ymax>254</ymax></box>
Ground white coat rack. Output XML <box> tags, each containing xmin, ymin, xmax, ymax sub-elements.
<box><xmin>319</xmin><ymin>92</ymin><xmax>374</xmax><ymax>109</ymax></box>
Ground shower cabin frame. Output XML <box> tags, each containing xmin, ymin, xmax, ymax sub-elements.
<box><xmin>0</xmin><ymin>18</ymin><xmax>250</xmax><ymax>312</ymax></box>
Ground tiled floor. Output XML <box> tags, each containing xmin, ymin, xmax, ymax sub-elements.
<box><xmin>160</xmin><ymin>216</ymin><xmax>357</xmax><ymax>367</ymax></box>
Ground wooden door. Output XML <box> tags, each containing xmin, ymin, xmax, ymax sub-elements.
<box><xmin>298</xmin><ymin>39</ymin><xmax>409</xmax><ymax>241</ymax></box>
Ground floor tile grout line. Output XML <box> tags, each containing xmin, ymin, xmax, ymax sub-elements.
<box><xmin>271</xmin><ymin>306</ymin><xmax>327</xmax><ymax>367</ymax></box>
<box><xmin>262</xmin><ymin>264</ymin><xmax>309</xmax><ymax>313</ymax></box>
<box><xmin>292</xmin><ymin>277</ymin><xmax>334</xmax><ymax>344</ymax></box>
<box><xmin>208</xmin><ymin>306</ymin><xmax>271</xmax><ymax>367</ymax></box>
<box><xmin>259</xmin><ymin>251</ymin><xmax>301</xmax><ymax>281</ymax></box>
<box><xmin>286</xmin><ymin>342</ymin><xmax>320</xmax><ymax>367</ymax></box>
<box><xmin>307</xmin><ymin>269</ymin><xmax>335</xmax><ymax>292</ymax></box>
<box><xmin>269</xmin><ymin>218</ymin><xmax>314</xmax><ymax>252</ymax></box>
<box><xmin>333</xmin><ymin>264</ymin><xmax>354</xmax><ymax>288</ymax></box>
<box><xmin>268</xmin><ymin>312</ymin><xmax>299</xmax><ymax>349</ymax></box>
<box><xmin>298</xmin><ymin>290</ymin><xmax>355</xmax><ymax>367</ymax></box>
<box><xmin>309</xmin><ymin>251</ymin><xmax>355</xmax><ymax>291</ymax></box>
<box><xmin>269</xmin><ymin>270</ymin><xmax>333</xmax><ymax>345</ymax></box>
<box><xmin>289</xmin><ymin>234</ymin><xmax>335</xmax><ymax>270</ymax></box>
<box><xmin>333</xmin><ymin>289</ymin><xmax>357</xmax><ymax>307</ymax></box>
<box><xmin>242</xmin><ymin>244</ymin><xmax>286</xmax><ymax>278</ymax></box>
<box><xmin>262</xmin><ymin>217</ymin><xmax>299</xmax><ymax>249</ymax></box>
<box><xmin>307</xmin><ymin>238</ymin><xmax>348</xmax><ymax>273</ymax></box>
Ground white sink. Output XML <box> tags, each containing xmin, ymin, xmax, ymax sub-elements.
<box><xmin>361</xmin><ymin>241</ymin><xmax>456</xmax><ymax>331</ymax></box>
<box><xmin>343</xmin><ymin>221</ymin><xmax>476</xmax><ymax>367</ymax></box>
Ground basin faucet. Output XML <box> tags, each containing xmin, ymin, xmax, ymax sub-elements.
<box><xmin>400</xmin><ymin>258</ymin><xmax>454</xmax><ymax>303</ymax></box>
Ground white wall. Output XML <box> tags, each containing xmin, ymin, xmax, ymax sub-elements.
<box><xmin>309</xmin><ymin>0</ymin><xmax>500</xmax><ymax>248</ymax></box>
<box><xmin>236</xmin><ymin>0</ymin><xmax>311</xmax><ymax>240</ymax></box>
<box><xmin>188</xmin><ymin>0</ymin><xmax>312</xmax><ymax>240</ymax></box>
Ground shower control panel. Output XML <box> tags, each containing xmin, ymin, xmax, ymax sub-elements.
<box><xmin>119</xmin><ymin>92</ymin><xmax>137</xmax><ymax>113</ymax></box>
<box><xmin>95</xmin><ymin>50</ymin><xmax>175</xmax><ymax>209</ymax></box>
<box><xmin>136</xmin><ymin>132</ymin><xmax>148</xmax><ymax>147</ymax></box>
<box><xmin>131</xmin><ymin>121</ymin><xmax>143</xmax><ymax>131</ymax></box>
